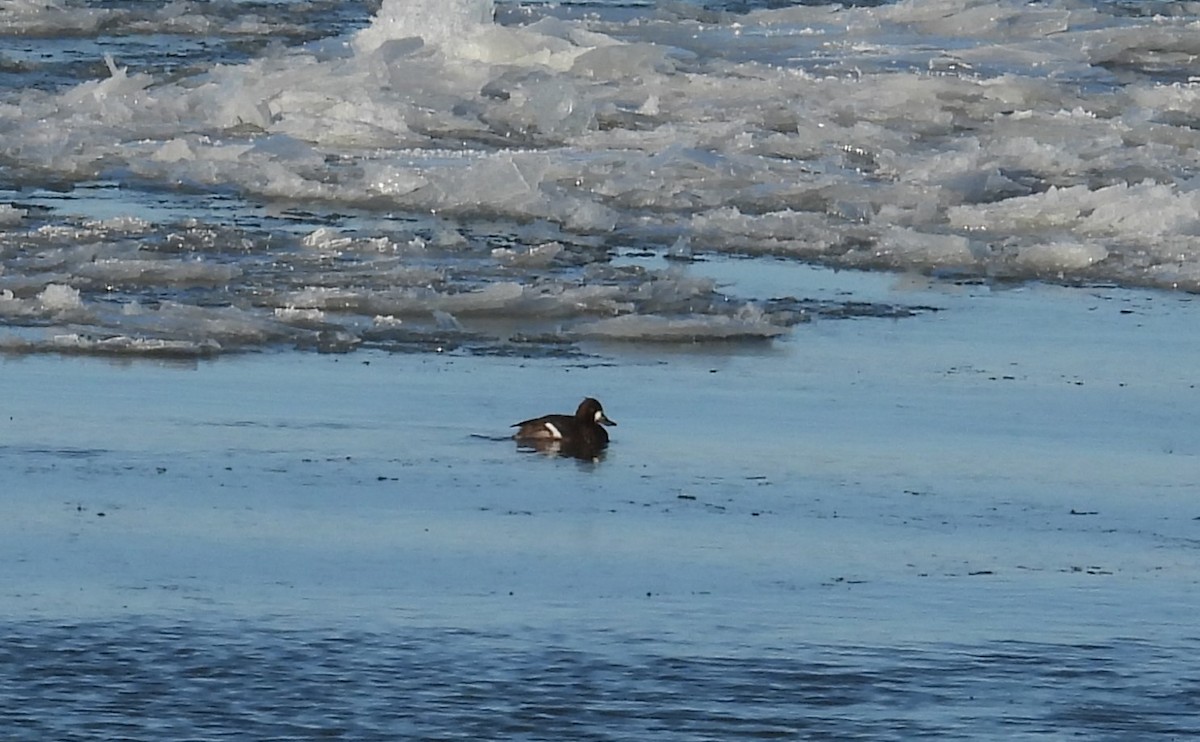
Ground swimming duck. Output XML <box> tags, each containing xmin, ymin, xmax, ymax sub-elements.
<box><xmin>512</xmin><ymin>397</ymin><xmax>616</xmax><ymax>451</ymax></box>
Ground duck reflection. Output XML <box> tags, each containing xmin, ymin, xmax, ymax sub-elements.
<box><xmin>516</xmin><ymin>437</ymin><xmax>608</xmax><ymax>462</ymax></box>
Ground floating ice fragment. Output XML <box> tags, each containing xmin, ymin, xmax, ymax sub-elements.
<box><xmin>82</xmin><ymin>215</ymin><xmax>152</xmax><ymax>233</ymax></box>
<box><xmin>372</xmin><ymin>37</ymin><xmax>426</xmax><ymax>62</ymax></box>
<box><xmin>949</xmin><ymin>182</ymin><xmax>1200</xmax><ymax>239</ymax></box>
<box><xmin>666</xmin><ymin>236</ymin><xmax>693</xmax><ymax>261</ymax></box>
<box><xmin>311</xmin><ymin>330</ymin><xmax>360</xmax><ymax>354</ymax></box>
<box><xmin>48</xmin><ymin>333</ymin><xmax>222</xmax><ymax>357</ymax></box>
<box><xmin>0</xmin><ymin>0</ymin><xmax>108</xmax><ymax>34</ymax></box>
<box><xmin>560</xmin><ymin>200</ymin><xmax>618</xmax><ymax>234</ymax></box>
<box><xmin>37</xmin><ymin>284</ymin><xmax>83</xmax><ymax>312</ymax></box>
<box><xmin>354</xmin><ymin>0</ymin><xmax>495</xmax><ymax>55</ymax></box>
<box><xmin>433</xmin><ymin>310</ymin><xmax>463</xmax><ymax>330</ymax></box>
<box><xmin>881</xmin><ymin>0</ymin><xmax>1071</xmax><ymax>39</ymax></box>
<box><xmin>1015</xmin><ymin>242</ymin><xmax>1109</xmax><ymax>272</ymax></box>
<box><xmin>463</xmin><ymin>25</ymin><xmax>584</xmax><ymax>69</ymax></box>
<box><xmin>275</xmin><ymin>306</ymin><xmax>326</xmax><ymax>322</ymax></box>
<box><xmin>302</xmin><ymin>227</ymin><xmax>354</xmax><ymax>252</ymax></box>
<box><xmin>0</xmin><ymin>204</ymin><xmax>26</xmax><ymax>225</ymax></box>
<box><xmin>61</xmin><ymin>53</ymin><xmax>151</xmax><ymax>111</ymax></box>
<box><xmin>246</xmin><ymin>134</ymin><xmax>318</xmax><ymax>163</ymax></box>
<box><xmin>364</xmin><ymin>163</ymin><xmax>427</xmax><ymax>198</ymax></box>
<box><xmin>1145</xmin><ymin>261</ymin><xmax>1200</xmax><ymax>292</ymax></box>
<box><xmin>571</xmin><ymin>43</ymin><xmax>674</xmax><ymax>81</ymax></box>
<box><xmin>521</xmin><ymin>78</ymin><xmax>593</xmax><ymax>136</ymax></box>
<box><xmin>76</xmin><ymin>259</ymin><xmax>241</xmax><ymax>287</ymax></box>
<box><xmin>690</xmin><ymin>207</ymin><xmax>847</xmax><ymax>257</ymax></box>
<box><xmin>1082</xmin><ymin>182</ymin><xmax>1200</xmax><ymax>237</ymax></box>
<box><xmin>571</xmin><ymin>311</ymin><xmax>785</xmax><ymax>342</ymax></box>
<box><xmin>492</xmin><ymin>242</ymin><xmax>563</xmax><ymax>267</ymax></box>
<box><xmin>152</xmin><ymin>138</ymin><xmax>196</xmax><ymax>163</ymax></box>
<box><xmin>877</xmin><ymin>227</ymin><xmax>973</xmax><ymax>268</ymax></box>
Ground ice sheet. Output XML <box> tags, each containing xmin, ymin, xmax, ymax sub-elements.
<box><xmin>2</xmin><ymin>0</ymin><xmax>1200</xmax><ymax>357</ymax></box>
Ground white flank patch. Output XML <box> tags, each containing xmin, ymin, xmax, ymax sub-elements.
<box><xmin>544</xmin><ymin>422</ymin><xmax>563</xmax><ymax>440</ymax></box>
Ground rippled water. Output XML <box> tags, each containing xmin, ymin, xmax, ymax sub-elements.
<box><xmin>3</xmin><ymin>620</ymin><xmax>1198</xmax><ymax>740</ymax></box>
<box><xmin>4</xmin><ymin>303</ymin><xmax>1199</xmax><ymax>739</ymax></box>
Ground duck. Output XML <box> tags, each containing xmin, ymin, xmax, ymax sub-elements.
<box><xmin>512</xmin><ymin>397</ymin><xmax>616</xmax><ymax>453</ymax></box>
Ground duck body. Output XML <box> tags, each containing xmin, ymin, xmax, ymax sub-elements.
<box><xmin>512</xmin><ymin>397</ymin><xmax>616</xmax><ymax>453</ymax></box>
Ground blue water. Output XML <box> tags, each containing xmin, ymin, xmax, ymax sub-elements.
<box><xmin>5</xmin><ymin>280</ymin><xmax>1200</xmax><ymax>737</ymax></box>
<box><xmin>3</xmin><ymin>2</ymin><xmax>1200</xmax><ymax>738</ymax></box>
<box><xmin>3</xmin><ymin>620</ymin><xmax>1197</xmax><ymax>740</ymax></box>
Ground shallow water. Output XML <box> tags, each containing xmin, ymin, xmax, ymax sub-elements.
<box><xmin>4</xmin><ymin>269</ymin><xmax>1199</xmax><ymax>737</ymax></box>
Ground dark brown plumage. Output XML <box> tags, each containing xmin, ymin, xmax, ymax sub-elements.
<box><xmin>512</xmin><ymin>397</ymin><xmax>616</xmax><ymax>454</ymax></box>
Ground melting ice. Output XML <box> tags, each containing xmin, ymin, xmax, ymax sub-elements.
<box><xmin>1</xmin><ymin>0</ymin><xmax>1199</xmax><ymax>356</ymax></box>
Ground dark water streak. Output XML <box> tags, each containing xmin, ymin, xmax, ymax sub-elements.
<box><xmin>2</xmin><ymin>621</ymin><xmax>1198</xmax><ymax>740</ymax></box>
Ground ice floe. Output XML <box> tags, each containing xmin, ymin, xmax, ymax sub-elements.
<box><xmin>3</xmin><ymin>0</ymin><xmax>1200</xmax><ymax>355</ymax></box>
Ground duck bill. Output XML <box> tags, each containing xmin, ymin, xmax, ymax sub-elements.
<box><xmin>599</xmin><ymin>413</ymin><xmax>616</xmax><ymax>427</ymax></box>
